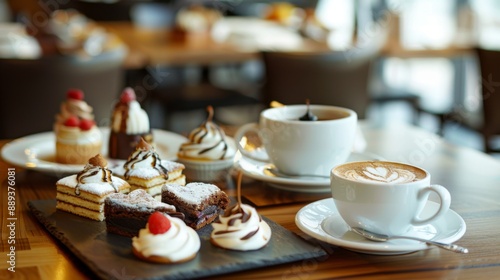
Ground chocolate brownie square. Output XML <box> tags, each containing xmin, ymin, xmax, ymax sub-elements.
<box><xmin>161</xmin><ymin>182</ymin><xmax>229</xmax><ymax>230</ymax></box>
<box><xmin>105</xmin><ymin>189</ymin><xmax>184</xmax><ymax>237</ymax></box>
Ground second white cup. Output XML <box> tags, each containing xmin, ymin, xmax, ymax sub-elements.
<box><xmin>235</xmin><ymin>105</ymin><xmax>357</xmax><ymax>177</ymax></box>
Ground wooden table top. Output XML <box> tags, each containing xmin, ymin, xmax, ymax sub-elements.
<box><xmin>2</xmin><ymin>122</ymin><xmax>500</xmax><ymax>279</ymax></box>
<box><xmin>100</xmin><ymin>21</ymin><xmax>474</xmax><ymax>69</ymax></box>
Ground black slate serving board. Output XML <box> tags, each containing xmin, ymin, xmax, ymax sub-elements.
<box><xmin>28</xmin><ymin>200</ymin><xmax>327</xmax><ymax>280</ymax></box>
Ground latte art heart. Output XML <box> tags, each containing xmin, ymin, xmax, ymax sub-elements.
<box><xmin>343</xmin><ymin>167</ymin><xmax>417</xmax><ymax>183</ymax></box>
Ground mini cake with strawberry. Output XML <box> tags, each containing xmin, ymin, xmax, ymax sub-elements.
<box><xmin>132</xmin><ymin>211</ymin><xmax>200</xmax><ymax>264</ymax></box>
<box><xmin>108</xmin><ymin>87</ymin><xmax>153</xmax><ymax>160</ymax></box>
<box><xmin>54</xmin><ymin>89</ymin><xmax>102</xmax><ymax>164</ymax></box>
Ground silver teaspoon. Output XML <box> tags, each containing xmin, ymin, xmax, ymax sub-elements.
<box><xmin>351</xmin><ymin>227</ymin><xmax>469</xmax><ymax>254</ymax></box>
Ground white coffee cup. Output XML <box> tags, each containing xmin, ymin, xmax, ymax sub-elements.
<box><xmin>330</xmin><ymin>161</ymin><xmax>451</xmax><ymax>236</ymax></box>
<box><xmin>235</xmin><ymin>105</ymin><xmax>357</xmax><ymax>176</ymax></box>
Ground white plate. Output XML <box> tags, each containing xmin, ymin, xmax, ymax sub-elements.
<box><xmin>295</xmin><ymin>198</ymin><xmax>467</xmax><ymax>255</ymax></box>
<box><xmin>1</xmin><ymin>128</ymin><xmax>187</xmax><ymax>177</ymax></box>
<box><xmin>236</xmin><ymin>152</ymin><xmax>383</xmax><ymax>193</ymax></box>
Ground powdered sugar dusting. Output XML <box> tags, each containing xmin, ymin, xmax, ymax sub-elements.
<box><xmin>164</xmin><ymin>182</ymin><xmax>221</xmax><ymax>205</ymax></box>
<box><xmin>106</xmin><ymin>189</ymin><xmax>175</xmax><ymax>211</ymax></box>
<box><xmin>57</xmin><ymin>174</ymin><xmax>128</xmax><ymax>196</ymax></box>
<box><xmin>112</xmin><ymin>160</ymin><xmax>184</xmax><ymax>179</ymax></box>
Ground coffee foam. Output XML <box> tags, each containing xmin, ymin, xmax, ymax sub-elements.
<box><xmin>334</xmin><ymin>161</ymin><xmax>426</xmax><ymax>184</ymax></box>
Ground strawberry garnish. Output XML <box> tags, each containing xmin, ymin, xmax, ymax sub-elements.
<box><xmin>67</xmin><ymin>89</ymin><xmax>84</xmax><ymax>100</ymax></box>
<box><xmin>148</xmin><ymin>212</ymin><xmax>171</xmax><ymax>234</ymax></box>
<box><xmin>120</xmin><ymin>87</ymin><xmax>136</xmax><ymax>103</ymax></box>
<box><xmin>64</xmin><ymin>115</ymin><xmax>80</xmax><ymax>127</ymax></box>
<box><xmin>79</xmin><ymin>119</ymin><xmax>95</xmax><ymax>131</ymax></box>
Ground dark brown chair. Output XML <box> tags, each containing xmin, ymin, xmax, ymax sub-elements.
<box><xmin>475</xmin><ymin>47</ymin><xmax>500</xmax><ymax>153</ymax></box>
<box><xmin>260</xmin><ymin>32</ymin><xmax>388</xmax><ymax>119</ymax></box>
<box><xmin>0</xmin><ymin>50</ymin><xmax>125</xmax><ymax>139</ymax></box>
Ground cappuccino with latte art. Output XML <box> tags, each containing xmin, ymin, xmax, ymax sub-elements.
<box><xmin>330</xmin><ymin>161</ymin><xmax>451</xmax><ymax>236</ymax></box>
<box><xmin>333</xmin><ymin>161</ymin><xmax>426</xmax><ymax>184</ymax></box>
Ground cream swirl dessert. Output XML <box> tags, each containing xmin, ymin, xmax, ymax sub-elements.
<box><xmin>211</xmin><ymin>203</ymin><xmax>271</xmax><ymax>251</ymax></box>
<box><xmin>210</xmin><ymin>172</ymin><xmax>271</xmax><ymax>251</ymax></box>
<box><xmin>54</xmin><ymin>89</ymin><xmax>102</xmax><ymax>164</ymax></box>
<box><xmin>178</xmin><ymin>106</ymin><xmax>235</xmax><ymax>160</ymax></box>
<box><xmin>132</xmin><ymin>212</ymin><xmax>200</xmax><ymax>263</ymax></box>
<box><xmin>108</xmin><ymin>87</ymin><xmax>153</xmax><ymax>159</ymax></box>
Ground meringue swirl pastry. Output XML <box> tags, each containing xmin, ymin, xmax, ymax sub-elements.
<box><xmin>211</xmin><ymin>203</ymin><xmax>271</xmax><ymax>251</ymax></box>
<box><xmin>178</xmin><ymin>106</ymin><xmax>235</xmax><ymax>161</ymax></box>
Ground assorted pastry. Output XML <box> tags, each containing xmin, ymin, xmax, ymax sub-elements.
<box><xmin>54</xmin><ymin>89</ymin><xmax>102</xmax><ymax>164</ymax></box>
<box><xmin>49</xmin><ymin>89</ymin><xmax>274</xmax><ymax>264</ymax></box>
<box><xmin>56</xmin><ymin>154</ymin><xmax>130</xmax><ymax>221</ymax></box>
<box><xmin>211</xmin><ymin>172</ymin><xmax>271</xmax><ymax>251</ymax></box>
<box><xmin>132</xmin><ymin>211</ymin><xmax>201</xmax><ymax>264</ymax></box>
<box><xmin>161</xmin><ymin>182</ymin><xmax>230</xmax><ymax>230</ymax></box>
<box><xmin>177</xmin><ymin>106</ymin><xmax>236</xmax><ymax>182</ymax></box>
<box><xmin>105</xmin><ymin>189</ymin><xmax>184</xmax><ymax>238</ymax></box>
<box><xmin>112</xmin><ymin>138</ymin><xmax>186</xmax><ymax>200</ymax></box>
<box><xmin>108</xmin><ymin>87</ymin><xmax>153</xmax><ymax>160</ymax></box>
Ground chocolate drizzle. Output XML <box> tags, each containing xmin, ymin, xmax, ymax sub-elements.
<box><xmin>123</xmin><ymin>138</ymin><xmax>169</xmax><ymax>180</ymax></box>
<box><xmin>75</xmin><ymin>154</ymin><xmax>116</xmax><ymax>195</ymax></box>
<box><xmin>216</xmin><ymin>172</ymin><xmax>260</xmax><ymax>241</ymax></box>
<box><xmin>181</xmin><ymin>106</ymin><xmax>231</xmax><ymax>160</ymax></box>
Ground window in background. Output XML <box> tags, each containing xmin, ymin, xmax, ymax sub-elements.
<box><xmin>315</xmin><ymin>0</ymin><xmax>355</xmax><ymax>49</ymax></box>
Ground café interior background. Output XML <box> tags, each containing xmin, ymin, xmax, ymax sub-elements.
<box><xmin>1</xmin><ymin>0</ymin><xmax>499</xmax><ymax>158</ymax></box>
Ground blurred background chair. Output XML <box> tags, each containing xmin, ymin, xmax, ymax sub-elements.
<box><xmin>260</xmin><ymin>24</ymin><xmax>389</xmax><ymax>119</ymax></box>
<box><xmin>472</xmin><ymin>47</ymin><xmax>500</xmax><ymax>153</ymax></box>
<box><xmin>0</xmin><ymin>49</ymin><xmax>125</xmax><ymax>139</ymax></box>
<box><xmin>261</xmin><ymin>50</ymin><xmax>373</xmax><ymax>119</ymax></box>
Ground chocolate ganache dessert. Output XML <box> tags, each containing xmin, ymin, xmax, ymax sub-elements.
<box><xmin>108</xmin><ymin>87</ymin><xmax>153</xmax><ymax>159</ymax></box>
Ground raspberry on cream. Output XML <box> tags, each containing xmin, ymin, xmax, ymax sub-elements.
<box><xmin>108</xmin><ymin>87</ymin><xmax>153</xmax><ymax>160</ymax></box>
<box><xmin>111</xmin><ymin>87</ymin><xmax>150</xmax><ymax>135</ymax></box>
<box><xmin>132</xmin><ymin>212</ymin><xmax>200</xmax><ymax>263</ymax></box>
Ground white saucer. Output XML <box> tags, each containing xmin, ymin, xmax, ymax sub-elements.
<box><xmin>295</xmin><ymin>198</ymin><xmax>466</xmax><ymax>255</ymax></box>
<box><xmin>1</xmin><ymin>128</ymin><xmax>187</xmax><ymax>177</ymax></box>
<box><xmin>237</xmin><ymin>152</ymin><xmax>383</xmax><ymax>193</ymax></box>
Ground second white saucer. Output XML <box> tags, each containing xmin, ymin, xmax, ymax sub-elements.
<box><xmin>237</xmin><ymin>152</ymin><xmax>383</xmax><ymax>193</ymax></box>
<box><xmin>295</xmin><ymin>198</ymin><xmax>467</xmax><ymax>255</ymax></box>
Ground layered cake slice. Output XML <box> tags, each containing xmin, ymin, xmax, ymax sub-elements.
<box><xmin>105</xmin><ymin>189</ymin><xmax>184</xmax><ymax>237</ymax></box>
<box><xmin>112</xmin><ymin>138</ymin><xmax>186</xmax><ymax>200</ymax></box>
<box><xmin>56</xmin><ymin>154</ymin><xmax>130</xmax><ymax>221</ymax></box>
<box><xmin>161</xmin><ymin>182</ymin><xmax>229</xmax><ymax>230</ymax></box>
